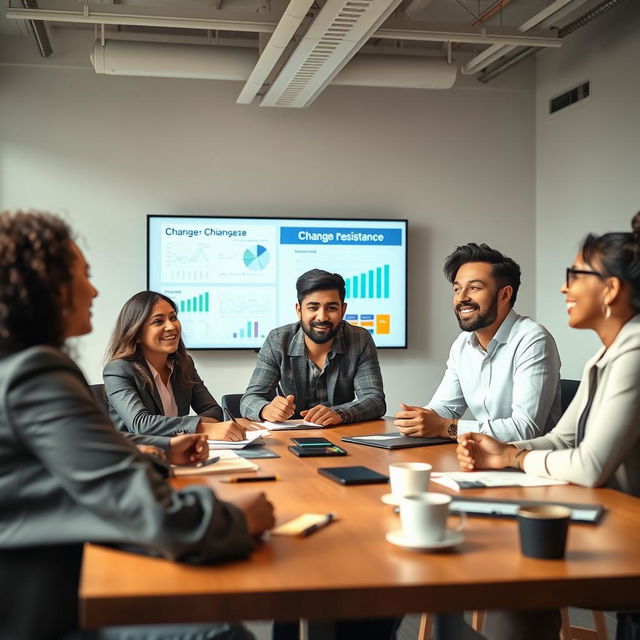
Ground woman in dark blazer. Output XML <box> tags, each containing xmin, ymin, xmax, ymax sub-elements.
<box><xmin>0</xmin><ymin>210</ymin><xmax>274</xmax><ymax>640</ymax></box>
<box><xmin>104</xmin><ymin>291</ymin><xmax>245</xmax><ymax>441</ymax></box>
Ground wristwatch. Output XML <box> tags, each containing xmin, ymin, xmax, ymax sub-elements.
<box><xmin>446</xmin><ymin>420</ymin><xmax>458</xmax><ymax>439</ymax></box>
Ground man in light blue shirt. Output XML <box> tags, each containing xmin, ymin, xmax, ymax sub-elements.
<box><xmin>395</xmin><ymin>243</ymin><xmax>562</xmax><ymax>441</ymax></box>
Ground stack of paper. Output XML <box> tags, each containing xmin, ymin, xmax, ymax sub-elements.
<box><xmin>431</xmin><ymin>470</ymin><xmax>567</xmax><ymax>491</ymax></box>
<box><xmin>173</xmin><ymin>450</ymin><xmax>259</xmax><ymax>477</ymax></box>
<box><xmin>255</xmin><ymin>419</ymin><xmax>322</xmax><ymax>431</ymax></box>
<box><xmin>207</xmin><ymin>429</ymin><xmax>270</xmax><ymax>449</ymax></box>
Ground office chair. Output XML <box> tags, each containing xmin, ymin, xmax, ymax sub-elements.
<box><xmin>89</xmin><ymin>383</ymin><xmax>110</xmax><ymax>416</ymax></box>
<box><xmin>221</xmin><ymin>394</ymin><xmax>243</xmax><ymax>419</ymax></box>
<box><xmin>560</xmin><ymin>379</ymin><xmax>580</xmax><ymax>415</ymax></box>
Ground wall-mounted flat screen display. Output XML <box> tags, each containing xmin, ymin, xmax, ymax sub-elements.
<box><xmin>147</xmin><ymin>215</ymin><xmax>408</xmax><ymax>349</ymax></box>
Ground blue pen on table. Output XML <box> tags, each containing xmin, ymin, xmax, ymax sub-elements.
<box><xmin>301</xmin><ymin>512</ymin><xmax>336</xmax><ymax>537</ymax></box>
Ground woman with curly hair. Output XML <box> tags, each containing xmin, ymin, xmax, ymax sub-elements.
<box><xmin>0</xmin><ymin>210</ymin><xmax>274</xmax><ymax>640</ymax></box>
<box><xmin>104</xmin><ymin>291</ymin><xmax>245</xmax><ymax>441</ymax></box>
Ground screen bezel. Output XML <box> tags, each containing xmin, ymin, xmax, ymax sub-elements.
<box><xmin>147</xmin><ymin>214</ymin><xmax>408</xmax><ymax>351</ymax></box>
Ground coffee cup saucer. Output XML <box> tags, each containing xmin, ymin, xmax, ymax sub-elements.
<box><xmin>385</xmin><ymin>528</ymin><xmax>464</xmax><ymax>551</ymax></box>
<box><xmin>381</xmin><ymin>493</ymin><xmax>401</xmax><ymax>506</ymax></box>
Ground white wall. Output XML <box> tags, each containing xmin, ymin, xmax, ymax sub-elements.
<box><xmin>0</xmin><ymin>33</ymin><xmax>536</xmax><ymax>412</ymax></box>
<box><xmin>535</xmin><ymin>1</ymin><xmax>640</xmax><ymax>379</ymax></box>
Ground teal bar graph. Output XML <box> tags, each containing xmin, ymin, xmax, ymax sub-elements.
<box><xmin>345</xmin><ymin>265</ymin><xmax>390</xmax><ymax>300</ymax></box>
<box><xmin>179</xmin><ymin>291</ymin><xmax>210</xmax><ymax>313</ymax></box>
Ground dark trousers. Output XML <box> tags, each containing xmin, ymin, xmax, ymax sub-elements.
<box><xmin>482</xmin><ymin>609</ymin><xmax>561</xmax><ymax>640</ymax></box>
<box><xmin>273</xmin><ymin>617</ymin><xmax>399</xmax><ymax>640</ymax></box>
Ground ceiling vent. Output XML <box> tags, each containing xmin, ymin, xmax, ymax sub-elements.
<box><xmin>260</xmin><ymin>0</ymin><xmax>405</xmax><ymax>108</ymax></box>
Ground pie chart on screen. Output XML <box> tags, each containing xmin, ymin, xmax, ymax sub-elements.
<box><xmin>243</xmin><ymin>244</ymin><xmax>270</xmax><ymax>270</ymax></box>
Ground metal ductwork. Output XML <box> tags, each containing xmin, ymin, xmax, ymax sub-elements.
<box><xmin>90</xmin><ymin>40</ymin><xmax>457</xmax><ymax>94</ymax></box>
<box><xmin>478</xmin><ymin>0</ymin><xmax>629</xmax><ymax>83</ymax></box>
<box><xmin>22</xmin><ymin>0</ymin><xmax>52</xmax><ymax>58</ymax></box>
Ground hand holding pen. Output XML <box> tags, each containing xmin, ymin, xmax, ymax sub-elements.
<box><xmin>260</xmin><ymin>383</ymin><xmax>296</xmax><ymax>422</ymax></box>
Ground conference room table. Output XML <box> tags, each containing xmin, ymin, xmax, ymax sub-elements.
<box><xmin>80</xmin><ymin>418</ymin><xmax>640</xmax><ymax>631</ymax></box>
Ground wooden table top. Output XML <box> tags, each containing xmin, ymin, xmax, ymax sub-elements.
<box><xmin>80</xmin><ymin>418</ymin><xmax>640</xmax><ymax>627</ymax></box>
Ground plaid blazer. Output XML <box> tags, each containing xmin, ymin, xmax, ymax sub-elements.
<box><xmin>240</xmin><ymin>321</ymin><xmax>385</xmax><ymax>423</ymax></box>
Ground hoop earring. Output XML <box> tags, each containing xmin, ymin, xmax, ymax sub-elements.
<box><xmin>602</xmin><ymin>304</ymin><xmax>612</xmax><ymax>320</ymax></box>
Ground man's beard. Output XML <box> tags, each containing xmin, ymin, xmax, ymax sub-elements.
<box><xmin>301</xmin><ymin>320</ymin><xmax>341</xmax><ymax>344</ymax></box>
<box><xmin>455</xmin><ymin>294</ymin><xmax>499</xmax><ymax>332</ymax></box>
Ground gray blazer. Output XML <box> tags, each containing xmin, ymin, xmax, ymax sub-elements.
<box><xmin>0</xmin><ymin>345</ymin><xmax>252</xmax><ymax>558</ymax></box>
<box><xmin>104</xmin><ymin>356</ymin><xmax>223</xmax><ymax>437</ymax></box>
<box><xmin>240</xmin><ymin>321</ymin><xmax>386</xmax><ymax>423</ymax></box>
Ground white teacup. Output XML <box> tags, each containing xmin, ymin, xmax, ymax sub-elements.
<box><xmin>389</xmin><ymin>462</ymin><xmax>432</xmax><ymax>500</ymax></box>
<box><xmin>399</xmin><ymin>492</ymin><xmax>466</xmax><ymax>545</ymax></box>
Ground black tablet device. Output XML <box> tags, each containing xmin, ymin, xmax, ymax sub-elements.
<box><xmin>289</xmin><ymin>445</ymin><xmax>347</xmax><ymax>457</ymax></box>
<box><xmin>318</xmin><ymin>465</ymin><xmax>389</xmax><ymax>485</ymax></box>
<box><xmin>291</xmin><ymin>437</ymin><xmax>333</xmax><ymax>447</ymax></box>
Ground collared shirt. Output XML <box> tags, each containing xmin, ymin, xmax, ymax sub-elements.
<box><xmin>426</xmin><ymin>309</ymin><xmax>562</xmax><ymax>441</ymax></box>
<box><xmin>145</xmin><ymin>359</ymin><xmax>178</xmax><ymax>418</ymax></box>
<box><xmin>305</xmin><ymin>352</ymin><xmax>333</xmax><ymax>408</ymax></box>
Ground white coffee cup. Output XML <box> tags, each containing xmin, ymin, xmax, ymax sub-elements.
<box><xmin>399</xmin><ymin>492</ymin><xmax>466</xmax><ymax>545</ymax></box>
<box><xmin>389</xmin><ymin>462</ymin><xmax>432</xmax><ymax>499</ymax></box>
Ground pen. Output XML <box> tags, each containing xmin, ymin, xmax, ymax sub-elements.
<box><xmin>195</xmin><ymin>455</ymin><xmax>220</xmax><ymax>468</ymax></box>
<box><xmin>220</xmin><ymin>475</ymin><xmax>278</xmax><ymax>483</ymax></box>
<box><xmin>301</xmin><ymin>512</ymin><xmax>336</xmax><ymax>537</ymax></box>
<box><xmin>276</xmin><ymin>383</ymin><xmax>286</xmax><ymax>398</ymax></box>
<box><xmin>223</xmin><ymin>406</ymin><xmax>240</xmax><ymax>424</ymax></box>
<box><xmin>223</xmin><ymin>406</ymin><xmax>260</xmax><ymax>432</ymax></box>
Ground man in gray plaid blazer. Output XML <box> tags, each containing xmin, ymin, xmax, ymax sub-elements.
<box><xmin>240</xmin><ymin>269</ymin><xmax>386</xmax><ymax>425</ymax></box>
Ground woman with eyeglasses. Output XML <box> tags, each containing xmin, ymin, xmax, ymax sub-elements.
<box><xmin>0</xmin><ymin>211</ymin><xmax>274</xmax><ymax>640</ymax></box>
<box><xmin>104</xmin><ymin>291</ymin><xmax>246</xmax><ymax>442</ymax></box>
<box><xmin>456</xmin><ymin>212</ymin><xmax>640</xmax><ymax>640</ymax></box>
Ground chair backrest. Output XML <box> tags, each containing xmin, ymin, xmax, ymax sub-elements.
<box><xmin>560</xmin><ymin>379</ymin><xmax>580</xmax><ymax>415</ymax></box>
<box><xmin>89</xmin><ymin>383</ymin><xmax>109</xmax><ymax>416</ymax></box>
<box><xmin>221</xmin><ymin>394</ymin><xmax>243</xmax><ymax>419</ymax></box>
<box><xmin>0</xmin><ymin>544</ymin><xmax>82</xmax><ymax>640</ymax></box>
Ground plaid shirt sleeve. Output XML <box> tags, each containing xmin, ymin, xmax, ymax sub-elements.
<box><xmin>330</xmin><ymin>327</ymin><xmax>386</xmax><ymax>423</ymax></box>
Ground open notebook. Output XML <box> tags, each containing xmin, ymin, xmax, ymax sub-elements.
<box><xmin>173</xmin><ymin>450</ymin><xmax>258</xmax><ymax>476</ymax></box>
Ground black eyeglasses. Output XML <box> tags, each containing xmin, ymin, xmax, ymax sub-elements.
<box><xmin>565</xmin><ymin>267</ymin><xmax>604</xmax><ymax>288</ymax></box>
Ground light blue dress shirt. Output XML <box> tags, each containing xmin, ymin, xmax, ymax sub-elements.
<box><xmin>426</xmin><ymin>309</ymin><xmax>562</xmax><ymax>440</ymax></box>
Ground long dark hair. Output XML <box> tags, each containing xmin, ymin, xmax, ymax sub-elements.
<box><xmin>581</xmin><ymin>212</ymin><xmax>640</xmax><ymax>313</ymax></box>
<box><xmin>105</xmin><ymin>291</ymin><xmax>193</xmax><ymax>388</ymax></box>
<box><xmin>0</xmin><ymin>211</ymin><xmax>75</xmax><ymax>353</ymax></box>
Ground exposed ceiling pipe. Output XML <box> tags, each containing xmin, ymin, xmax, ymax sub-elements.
<box><xmin>450</xmin><ymin>0</ymin><xmax>513</xmax><ymax>50</ymax></box>
<box><xmin>21</xmin><ymin>0</ymin><xmax>52</xmax><ymax>57</ymax></box>
<box><xmin>5</xmin><ymin>6</ymin><xmax>566</xmax><ymax>48</ymax></box>
<box><xmin>90</xmin><ymin>39</ymin><xmax>457</xmax><ymax>91</ymax></box>
<box><xmin>404</xmin><ymin>0</ymin><xmax>435</xmax><ymax>21</ymax></box>
<box><xmin>477</xmin><ymin>0</ymin><xmax>629</xmax><ymax>83</ymax></box>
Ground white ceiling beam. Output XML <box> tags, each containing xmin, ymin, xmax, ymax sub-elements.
<box><xmin>5</xmin><ymin>6</ymin><xmax>279</xmax><ymax>34</ymax></box>
<box><xmin>462</xmin><ymin>0</ymin><xmax>581</xmax><ymax>74</ymax></box>
<box><xmin>375</xmin><ymin>22</ymin><xmax>561</xmax><ymax>47</ymax></box>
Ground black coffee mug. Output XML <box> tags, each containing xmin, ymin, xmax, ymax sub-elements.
<box><xmin>517</xmin><ymin>505</ymin><xmax>571</xmax><ymax>559</ymax></box>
